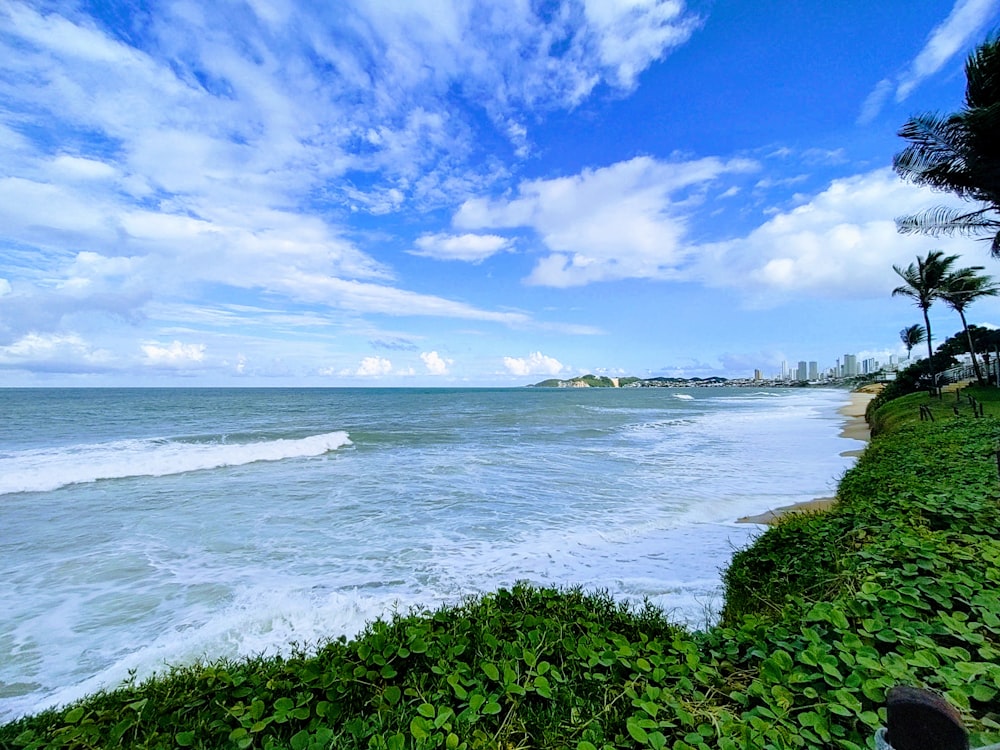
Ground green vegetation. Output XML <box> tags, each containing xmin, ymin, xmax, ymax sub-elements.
<box><xmin>530</xmin><ymin>374</ymin><xmax>619</xmax><ymax>388</ymax></box>
<box><xmin>894</xmin><ymin>34</ymin><xmax>1000</xmax><ymax>255</ymax></box>
<box><xmin>531</xmin><ymin>378</ymin><xmax>565</xmax><ymax>388</ymax></box>
<box><xmin>892</xmin><ymin>250</ymin><xmax>961</xmax><ymax>371</ymax></box>
<box><xmin>898</xmin><ymin>323</ymin><xmax>926</xmax><ymax>361</ymax></box>
<box><xmin>5</xmin><ymin>390</ymin><xmax>1000</xmax><ymax>749</ymax></box>
<box><xmin>940</xmin><ymin>268</ymin><xmax>1000</xmax><ymax>384</ymax></box>
<box><xmin>868</xmin><ymin>384</ymin><xmax>1000</xmax><ymax>435</ymax></box>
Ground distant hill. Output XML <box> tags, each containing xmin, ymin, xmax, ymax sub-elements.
<box><xmin>528</xmin><ymin>374</ymin><xmax>729</xmax><ymax>388</ymax></box>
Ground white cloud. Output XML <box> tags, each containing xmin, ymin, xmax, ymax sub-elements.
<box><xmin>455</xmin><ymin>155</ymin><xmax>757</xmax><ymax>287</ymax></box>
<box><xmin>141</xmin><ymin>340</ymin><xmax>206</xmax><ymax>367</ymax></box>
<box><xmin>857</xmin><ymin>78</ymin><xmax>893</xmax><ymax>125</ymax></box>
<box><xmin>1</xmin><ymin>2</ymin><xmax>641</xmax><ymax>349</ymax></box>
<box><xmin>581</xmin><ymin>0</ymin><xmax>701</xmax><ymax>89</ymax></box>
<box><xmin>0</xmin><ymin>332</ymin><xmax>114</xmax><ymax>371</ymax></box>
<box><xmin>896</xmin><ymin>0</ymin><xmax>999</xmax><ymax>101</ymax></box>
<box><xmin>411</xmin><ymin>233</ymin><xmax>514</xmax><ymax>262</ymax></box>
<box><xmin>859</xmin><ymin>0</ymin><xmax>999</xmax><ymax>121</ymax></box>
<box><xmin>354</xmin><ymin>356</ymin><xmax>393</xmax><ymax>377</ymax></box>
<box><xmin>51</xmin><ymin>155</ymin><xmax>118</xmax><ymax>181</ymax></box>
<box><xmin>420</xmin><ymin>350</ymin><xmax>453</xmax><ymax>375</ymax></box>
<box><xmin>503</xmin><ymin>351</ymin><xmax>565</xmax><ymax>376</ymax></box>
<box><xmin>0</xmin><ymin>279</ymin><xmax>10</xmax><ymax>296</ymax></box>
<box><xmin>695</xmin><ymin>168</ymin><xmax>978</xmax><ymax>304</ymax></box>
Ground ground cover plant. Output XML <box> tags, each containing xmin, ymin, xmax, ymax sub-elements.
<box><xmin>4</xmin><ymin>391</ymin><xmax>1000</xmax><ymax>749</ymax></box>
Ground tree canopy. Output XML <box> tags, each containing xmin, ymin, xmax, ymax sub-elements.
<box><xmin>893</xmin><ymin>35</ymin><xmax>1000</xmax><ymax>256</ymax></box>
<box><xmin>892</xmin><ymin>251</ymin><xmax>960</xmax><ymax>377</ymax></box>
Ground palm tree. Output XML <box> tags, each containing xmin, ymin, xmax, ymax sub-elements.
<box><xmin>893</xmin><ymin>36</ymin><xmax>1000</xmax><ymax>256</ymax></box>
<box><xmin>892</xmin><ymin>250</ymin><xmax>960</xmax><ymax>385</ymax></box>
<box><xmin>899</xmin><ymin>323</ymin><xmax>926</xmax><ymax>361</ymax></box>
<box><xmin>940</xmin><ymin>266</ymin><xmax>1000</xmax><ymax>384</ymax></box>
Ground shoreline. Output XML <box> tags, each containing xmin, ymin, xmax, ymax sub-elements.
<box><xmin>736</xmin><ymin>388</ymin><xmax>878</xmax><ymax>525</ymax></box>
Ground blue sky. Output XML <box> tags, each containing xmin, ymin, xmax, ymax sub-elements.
<box><xmin>1</xmin><ymin>0</ymin><xmax>999</xmax><ymax>386</ymax></box>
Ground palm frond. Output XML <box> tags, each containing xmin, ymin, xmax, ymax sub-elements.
<box><xmin>895</xmin><ymin>113</ymin><xmax>967</xmax><ymax>160</ymax></box>
<box><xmin>895</xmin><ymin>206</ymin><xmax>1000</xmax><ymax>237</ymax></box>
<box><xmin>893</xmin><ymin>115</ymin><xmax>970</xmax><ymax>190</ymax></box>
<box><xmin>941</xmin><ymin>266</ymin><xmax>1000</xmax><ymax>312</ymax></box>
<box><xmin>965</xmin><ymin>36</ymin><xmax>1000</xmax><ymax>110</ymax></box>
<box><xmin>899</xmin><ymin>323</ymin><xmax>926</xmax><ymax>348</ymax></box>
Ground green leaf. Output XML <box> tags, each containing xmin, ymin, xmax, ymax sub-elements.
<box><xmin>771</xmin><ymin>650</ymin><xmax>793</xmax><ymax>671</ymax></box>
<box><xmin>384</xmin><ymin>685</ymin><xmax>402</xmax><ymax>705</ymax></box>
<box><xmin>971</xmin><ymin>683</ymin><xmax>997</xmax><ymax>702</ymax></box>
<box><xmin>434</xmin><ymin>707</ymin><xmax>454</xmax><ymax>729</ymax></box>
<box><xmin>410</xmin><ymin>717</ymin><xmax>431</xmax><ymax>741</ymax></box>
<box><xmin>482</xmin><ymin>663</ymin><xmax>500</xmax><ymax>682</ymax></box>
<box><xmin>833</xmin><ymin>688</ymin><xmax>863</xmax><ymax>714</ymax></box>
<box><xmin>627</xmin><ymin>717</ymin><xmax>649</xmax><ymax>744</ymax></box>
<box><xmin>770</xmin><ymin>684</ymin><xmax>794</xmax><ymax>709</ymax></box>
<box><xmin>64</xmin><ymin>707</ymin><xmax>85</xmax><ymax>724</ymax></box>
<box><xmin>418</xmin><ymin>703</ymin><xmax>436</xmax><ymax>718</ymax></box>
<box><xmin>175</xmin><ymin>731</ymin><xmax>195</xmax><ymax>746</ymax></box>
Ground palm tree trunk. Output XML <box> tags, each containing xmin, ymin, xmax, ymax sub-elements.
<box><xmin>922</xmin><ymin>307</ymin><xmax>935</xmax><ymax>387</ymax></box>
<box><xmin>958</xmin><ymin>308</ymin><xmax>985</xmax><ymax>385</ymax></box>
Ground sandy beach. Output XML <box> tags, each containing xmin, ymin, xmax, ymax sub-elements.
<box><xmin>737</xmin><ymin>388</ymin><xmax>878</xmax><ymax>525</ymax></box>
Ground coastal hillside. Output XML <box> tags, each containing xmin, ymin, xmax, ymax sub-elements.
<box><xmin>4</xmin><ymin>388</ymin><xmax>1000</xmax><ymax>748</ymax></box>
<box><xmin>531</xmin><ymin>375</ymin><xmax>728</xmax><ymax>388</ymax></box>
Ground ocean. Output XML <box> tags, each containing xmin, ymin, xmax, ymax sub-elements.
<box><xmin>0</xmin><ymin>386</ymin><xmax>858</xmax><ymax>722</ymax></box>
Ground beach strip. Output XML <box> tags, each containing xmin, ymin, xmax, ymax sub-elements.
<box><xmin>736</xmin><ymin>389</ymin><xmax>878</xmax><ymax>525</ymax></box>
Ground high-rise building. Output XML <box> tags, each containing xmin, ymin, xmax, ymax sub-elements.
<box><xmin>754</xmin><ymin>369</ymin><xmax>763</xmax><ymax>381</ymax></box>
<box><xmin>808</xmin><ymin>361</ymin><xmax>818</xmax><ymax>380</ymax></box>
<box><xmin>781</xmin><ymin>360</ymin><xmax>788</xmax><ymax>380</ymax></box>
<box><xmin>797</xmin><ymin>361</ymin><xmax>808</xmax><ymax>381</ymax></box>
<box><xmin>843</xmin><ymin>354</ymin><xmax>858</xmax><ymax>377</ymax></box>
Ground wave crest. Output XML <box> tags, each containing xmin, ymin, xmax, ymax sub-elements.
<box><xmin>0</xmin><ymin>432</ymin><xmax>352</xmax><ymax>495</ymax></box>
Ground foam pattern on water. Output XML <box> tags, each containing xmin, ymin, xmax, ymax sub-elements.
<box><xmin>0</xmin><ymin>387</ymin><xmax>859</xmax><ymax>721</ymax></box>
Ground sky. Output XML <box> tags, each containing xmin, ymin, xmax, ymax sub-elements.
<box><xmin>2</xmin><ymin>0</ymin><xmax>1000</xmax><ymax>386</ymax></box>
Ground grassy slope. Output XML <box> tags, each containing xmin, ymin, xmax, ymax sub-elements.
<box><xmin>4</xmin><ymin>391</ymin><xmax>1000</xmax><ymax>749</ymax></box>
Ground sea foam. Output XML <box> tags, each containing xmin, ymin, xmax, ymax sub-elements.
<box><xmin>0</xmin><ymin>431</ymin><xmax>352</xmax><ymax>495</ymax></box>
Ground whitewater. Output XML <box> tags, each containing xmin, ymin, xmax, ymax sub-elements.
<box><xmin>0</xmin><ymin>387</ymin><xmax>860</xmax><ymax>722</ymax></box>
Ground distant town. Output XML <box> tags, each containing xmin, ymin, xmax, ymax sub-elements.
<box><xmin>530</xmin><ymin>353</ymin><xmax>898</xmax><ymax>388</ymax></box>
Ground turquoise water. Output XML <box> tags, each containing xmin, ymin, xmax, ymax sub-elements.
<box><xmin>0</xmin><ymin>387</ymin><xmax>858</xmax><ymax>721</ymax></box>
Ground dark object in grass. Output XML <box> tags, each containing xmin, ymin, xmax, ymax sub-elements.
<box><xmin>885</xmin><ymin>686</ymin><xmax>968</xmax><ymax>750</ymax></box>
